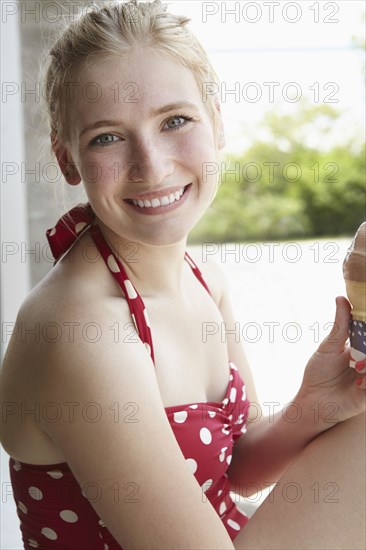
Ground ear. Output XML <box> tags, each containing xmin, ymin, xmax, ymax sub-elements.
<box><xmin>50</xmin><ymin>131</ymin><xmax>81</xmax><ymax>185</ymax></box>
<box><xmin>213</xmin><ymin>95</ymin><xmax>226</xmax><ymax>150</ymax></box>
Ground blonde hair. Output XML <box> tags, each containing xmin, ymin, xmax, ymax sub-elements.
<box><xmin>41</xmin><ymin>0</ymin><xmax>221</xmax><ymax>145</ymax></box>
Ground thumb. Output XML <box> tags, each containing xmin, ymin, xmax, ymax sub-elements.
<box><xmin>318</xmin><ymin>296</ymin><xmax>351</xmax><ymax>354</ymax></box>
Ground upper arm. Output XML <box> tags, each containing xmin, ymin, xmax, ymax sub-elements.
<box><xmin>32</xmin><ymin>302</ymin><xmax>234</xmax><ymax>549</ymax></box>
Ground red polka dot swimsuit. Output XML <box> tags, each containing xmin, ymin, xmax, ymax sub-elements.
<box><xmin>9</xmin><ymin>203</ymin><xmax>250</xmax><ymax>549</ymax></box>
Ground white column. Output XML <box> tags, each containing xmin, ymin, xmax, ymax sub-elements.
<box><xmin>1</xmin><ymin>0</ymin><xmax>30</xmax><ymax>356</ymax></box>
<box><xmin>1</xmin><ymin>2</ymin><xmax>30</xmax><ymax>548</ymax></box>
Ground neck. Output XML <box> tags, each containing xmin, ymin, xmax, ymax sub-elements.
<box><xmin>96</xmin><ymin>220</ymin><xmax>189</xmax><ymax>298</ymax></box>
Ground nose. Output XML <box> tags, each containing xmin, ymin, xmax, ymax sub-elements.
<box><xmin>124</xmin><ymin>137</ymin><xmax>175</xmax><ymax>187</ymax></box>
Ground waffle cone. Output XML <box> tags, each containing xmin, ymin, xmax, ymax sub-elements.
<box><xmin>343</xmin><ymin>222</ymin><xmax>366</xmax><ymax>283</ymax></box>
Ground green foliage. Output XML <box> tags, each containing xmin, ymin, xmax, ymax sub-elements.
<box><xmin>188</xmin><ymin>104</ymin><xmax>365</xmax><ymax>243</ymax></box>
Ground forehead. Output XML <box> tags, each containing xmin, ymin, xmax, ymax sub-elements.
<box><xmin>71</xmin><ymin>48</ymin><xmax>204</xmax><ymax>124</ymax></box>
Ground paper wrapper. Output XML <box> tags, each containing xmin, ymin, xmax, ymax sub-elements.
<box><xmin>343</xmin><ymin>222</ymin><xmax>366</xmax><ymax>368</ymax></box>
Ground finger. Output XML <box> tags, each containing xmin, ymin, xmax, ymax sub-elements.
<box><xmin>355</xmin><ymin>375</ymin><xmax>366</xmax><ymax>390</ymax></box>
<box><xmin>355</xmin><ymin>359</ymin><xmax>366</xmax><ymax>374</ymax></box>
<box><xmin>318</xmin><ymin>296</ymin><xmax>351</xmax><ymax>354</ymax></box>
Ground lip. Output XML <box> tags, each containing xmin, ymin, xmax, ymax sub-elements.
<box><xmin>124</xmin><ymin>183</ymin><xmax>192</xmax><ymax>215</ymax></box>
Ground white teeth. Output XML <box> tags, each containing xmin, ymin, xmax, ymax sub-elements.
<box><xmin>130</xmin><ymin>186</ymin><xmax>185</xmax><ymax>208</ymax></box>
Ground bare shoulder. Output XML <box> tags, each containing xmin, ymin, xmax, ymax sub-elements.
<box><xmin>1</xmin><ymin>236</ymin><xmax>134</xmax><ymax>403</ymax></box>
<box><xmin>12</xmin><ymin>229</ymin><xmax>126</xmax><ymax>342</ymax></box>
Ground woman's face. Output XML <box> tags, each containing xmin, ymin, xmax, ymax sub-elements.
<box><xmin>64</xmin><ymin>47</ymin><xmax>224</xmax><ymax>247</ymax></box>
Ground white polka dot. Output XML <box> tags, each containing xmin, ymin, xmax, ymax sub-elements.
<box><xmin>99</xmin><ymin>519</ymin><xmax>106</xmax><ymax>527</ymax></box>
<box><xmin>28</xmin><ymin>539</ymin><xmax>39</xmax><ymax>548</ymax></box>
<box><xmin>242</xmin><ymin>385</ymin><xmax>247</xmax><ymax>400</ymax></box>
<box><xmin>199</xmin><ymin>427</ymin><xmax>212</xmax><ymax>445</ymax></box>
<box><xmin>227</xmin><ymin>519</ymin><xmax>240</xmax><ymax>531</ymax></box>
<box><xmin>60</xmin><ymin>510</ymin><xmax>78</xmax><ymax>523</ymax></box>
<box><xmin>13</xmin><ymin>460</ymin><xmax>21</xmax><ymax>471</ymax></box>
<box><xmin>201</xmin><ymin>479</ymin><xmax>213</xmax><ymax>492</ymax></box>
<box><xmin>241</xmin><ymin>425</ymin><xmax>247</xmax><ymax>434</ymax></box>
<box><xmin>47</xmin><ymin>470</ymin><xmax>63</xmax><ymax>479</ymax></box>
<box><xmin>75</xmin><ymin>221</ymin><xmax>87</xmax><ymax>233</ymax></box>
<box><xmin>124</xmin><ymin>279</ymin><xmax>137</xmax><ymax>299</ymax></box>
<box><xmin>173</xmin><ymin>411</ymin><xmax>188</xmax><ymax>423</ymax></box>
<box><xmin>228</xmin><ymin>414</ymin><xmax>233</xmax><ymax>421</ymax></box>
<box><xmin>107</xmin><ymin>254</ymin><xmax>120</xmax><ymax>273</ymax></box>
<box><xmin>219</xmin><ymin>446</ymin><xmax>228</xmax><ymax>461</ymax></box>
<box><xmin>229</xmin><ymin>374</ymin><xmax>233</xmax><ymax>381</ymax></box>
<box><xmin>208</xmin><ymin>411</ymin><xmax>216</xmax><ymax>418</ymax></box>
<box><xmin>41</xmin><ymin>527</ymin><xmax>58</xmax><ymax>540</ymax></box>
<box><xmin>222</xmin><ymin>424</ymin><xmax>230</xmax><ymax>435</ymax></box>
<box><xmin>104</xmin><ymin>545</ymin><xmax>109</xmax><ymax>550</ymax></box>
<box><xmin>49</xmin><ymin>227</ymin><xmax>56</xmax><ymax>237</ymax></box>
<box><xmin>229</xmin><ymin>387</ymin><xmax>237</xmax><ymax>402</ymax></box>
<box><xmin>144</xmin><ymin>342</ymin><xmax>151</xmax><ymax>357</ymax></box>
<box><xmin>143</xmin><ymin>308</ymin><xmax>150</xmax><ymax>327</ymax></box>
<box><xmin>217</xmin><ymin>489</ymin><xmax>223</xmax><ymax>497</ymax></box>
<box><xmin>99</xmin><ymin>532</ymin><xmax>103</xmax><ymax>538</ymax></box>
<box><xmin>230</xmin><ymin>362</ymin><xmax>238</xmax><ymax>371</ymax></box>
<box><xmin>185</xmin><ymin>458</ymin><xmax>198</xmax><ymax>474</ymax></box>
<box><xmin>18</xmin><ymin>501</ymin><xmax>28</xmax><ymax>514</ymax></box>
<box><xmin>226</xmin><ymin>454</ymin><xmax>232</xmax><ymax>465</ymax></box>
<box><xmin>219</xmin><ymin>502</ymin><xmax>227</xmax><ymax>516</ymax></box>
<box><xmin>222</xmin><ymin>398</ymin><xmax>229</xmax><ymax>406</ymax></box>
<box><xmin>189</xmin><ymin>404</ymin><xmax>198</xmax><ymax>409</ymax></box>
<box><xmin>28</xmin><ymin>486</ymin><xmax>43</xmax><ymax>501</ymax></box>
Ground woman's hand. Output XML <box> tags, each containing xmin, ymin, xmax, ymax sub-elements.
<box><xmin>296</xmin><ymin>296</ymin><xmax>366</xmax><ymax>433</ymax></box>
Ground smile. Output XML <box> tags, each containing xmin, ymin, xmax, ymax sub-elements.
<box><xmin>129</xmin><ymin>186</ymin><xmax>185</xmax><ymax>208</ymax></box>
<box><xmin>124</xmin><ymin>184</ymin><xmax>191</xmax><ymax>214</ymax></box>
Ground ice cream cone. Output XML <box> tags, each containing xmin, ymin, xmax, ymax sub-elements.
<box><xmin>343</xmin><ymin>222</ymin><xmax>366</xmax><ymax>368</ymax></box>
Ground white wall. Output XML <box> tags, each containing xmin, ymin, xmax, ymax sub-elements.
<box><xmin>1</xmin><ymin>2</ymin><xmax>30</xmax><ymax>547</ymax></box>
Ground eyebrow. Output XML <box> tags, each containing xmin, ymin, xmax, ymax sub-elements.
<box><xmin>79</xmin><ymin>101</ymin><xmax>200</xmax><ymax>138</ymax></box>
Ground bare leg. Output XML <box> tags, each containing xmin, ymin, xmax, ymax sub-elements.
<box><xmin>234</xmin><ymin>412</ymin><xmax>366</xmax><ymax>550</ymax></box>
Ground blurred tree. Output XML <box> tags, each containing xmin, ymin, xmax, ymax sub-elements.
<box><xmin>189</xmin><ymin>103</ymin><xmax>365</xmax><ymax>243</ymax></box>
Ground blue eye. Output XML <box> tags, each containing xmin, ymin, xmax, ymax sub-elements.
<box><xmin>90</xmin><ymin>134</ymin><xmax>119</xmax><ymax>147</ymax></box>
<box><xmin>165</xmin><ymin>115</ymin><xmax>193</xmax><ymax>130</ymax></box>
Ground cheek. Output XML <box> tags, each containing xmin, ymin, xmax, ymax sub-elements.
<box><xmin>79</xmin><ymin>152</ymin><xmax>121</xmax><ymax>190</ymax></box>
<box><xmin>179</xmin><ymin>127</ymin><xmax>218</xmax><ymax>170</ymax></box>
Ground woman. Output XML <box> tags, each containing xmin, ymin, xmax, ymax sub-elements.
<box><xmin>1</xmin><ymin>1</ymin><xmax>365</xmax><ymax>548</ymax></box>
